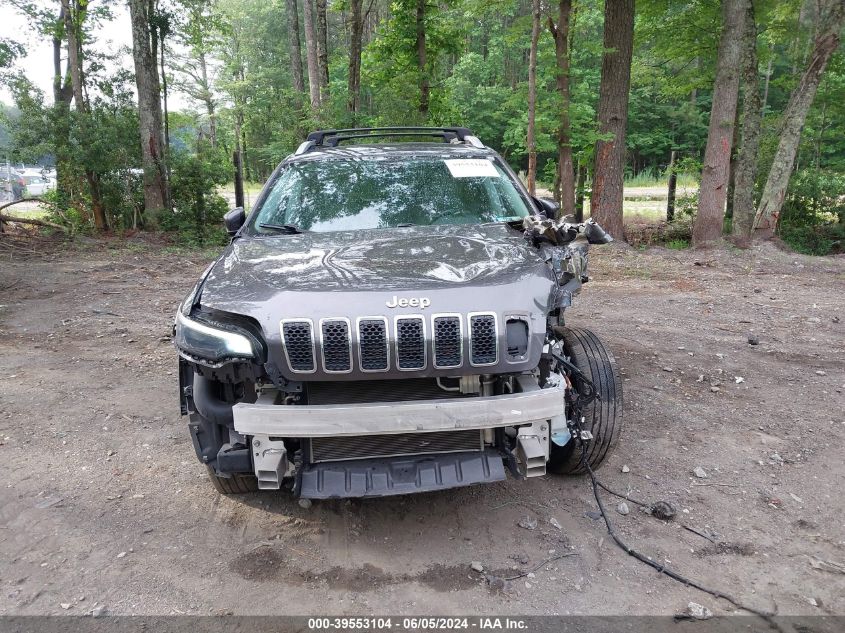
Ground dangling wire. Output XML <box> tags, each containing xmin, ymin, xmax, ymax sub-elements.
<box><xmin>567</xmin><ymin>403</ymin><xmax>779</xmax><ymax>624</ymax></box>
<box><xmin>550</xmin><ymin>339</ymin><xmax>778</xmax><ymax>623</ymax></box>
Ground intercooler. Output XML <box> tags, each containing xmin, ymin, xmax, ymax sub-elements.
<box><xmin>305</xmin><ymin>378</ymin><xmax>466</xmax><ymax>404</ymax></box>
<box><xmin>305</xmin><ymin>378</ymin><xmax>484</xmax><ymax>462</ymax></box>
<box><xmin>309</xmin><ymin>429</ymin><xmax>484</xmax><ymax>463</ymax></box>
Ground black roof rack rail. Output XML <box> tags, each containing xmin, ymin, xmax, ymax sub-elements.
<box><xmin>323</xmin><ymin>131</ymin><xmax>458</xmax><ymax>147</ymax></box>
<box><xmin>306</xmin><ymin>126</ymin><xmax>475</xmax><ymax>146</ymax></box>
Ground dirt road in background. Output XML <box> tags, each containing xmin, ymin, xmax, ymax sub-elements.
<box><xmin>1</xmin><ymin>238</ymin><xmax>843</xmax><ymax>616</ymax></box>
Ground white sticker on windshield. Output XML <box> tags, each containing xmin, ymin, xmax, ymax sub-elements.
<box><xmin>444</xmin><ymin>159</ymin><xmax>500</xmax><ymax>178</ymax></box>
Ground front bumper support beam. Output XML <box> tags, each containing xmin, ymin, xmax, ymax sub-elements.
<box><xmin>232</xmin><ymin>383</ymin><xmax>565</xmax><ymax>437</ymax></box>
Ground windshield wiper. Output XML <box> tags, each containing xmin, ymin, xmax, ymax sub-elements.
<box><xmin>258</xmin><ymin>223</ymin><xmax>303</xmax><ymax>234</ymax></box>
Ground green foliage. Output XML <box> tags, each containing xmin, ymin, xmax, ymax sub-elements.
<box><xmin>780</xmin><ymin>224</ymin><xmax>844</xmax><ymax>256</ymax></box>
<box><xmin>3</xmin><ymin>0</ymin><xmax>845</xmax><ymax>249</ymax></box>
<box><xmin>0</xmin><ymin>37</ymin><xmax>24</xmax><ymax>71</ymax></box>
<box><xmin>162</xmin><ymin>147</ymin><xmax>231</xmax><ymax>246</ymax></box>
<box><xmin>665</xmin><ymin>238</ymin><xmax>690</xmax><ymax>250</ymax></box>
<box><xmin>778</xmin><ymin>169</ymin><xmax>845</xmax><ymax>255</ymax></box>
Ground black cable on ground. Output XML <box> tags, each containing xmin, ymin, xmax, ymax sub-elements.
<box><xmin>594</xmin><ymin>480</ymin><xmax>651</xmax><ymax>509</ymax></box>
<box><xmin>555</xmin><ymin>348</ymin><xmax>779</xmax><ymax>624</ymax></box>
<box><xmin>579</xmin><ymin>440</ymin><xmax>779</xmax><ymax>624</ymax></box>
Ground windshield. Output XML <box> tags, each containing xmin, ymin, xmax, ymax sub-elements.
<box><xmin>250</xmin><ymin>155</ymin><xmax>532</xmax><ymax>233</ymax></box>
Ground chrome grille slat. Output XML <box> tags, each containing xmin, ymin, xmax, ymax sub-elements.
<box><xmin>357</xmin><ymin>317</ymin><xmax>389</xmax><ymax>371</ymax></box>
<box><xmin>311</xmin><ymin>430</ymin><xmax>483</xmax><ymax>462</ymax></box>
<box><xmin>433</xmin><ymin>314</ymin><xmax>462</xmax><ymax>368</ymax></box>
<box><xmin>395</xmin><ymin>316</ymin><xmax>426</xmax><ymax>370</ymax></box>
<box><xmin>469</xmin><ymin>313</ymin><xmax>498</xmax><ymax>366</ymax></box>
<box><xmin>281</xmin><ymin>320</ymin><xmax>315</xmax><ymax>372</ymax></box>
<box><xmin>320</xmin><ymin>318</ymin><xmax>352</xmax><ymax>372</ymax></box>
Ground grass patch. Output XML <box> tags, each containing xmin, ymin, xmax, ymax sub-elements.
<box><xmin>624</xmin><ymin>168</ymin><xmax>698</xmax><ymax>189</ymax></box>
<box><xmin>780</xmin><ymin>223</ymin><xmax>844</xmax><ymax>256</ymax></box>
<box><xmin>666</xmin><ymin>238</ymin><xmax>690</xmax><ymax>250</ymax></box>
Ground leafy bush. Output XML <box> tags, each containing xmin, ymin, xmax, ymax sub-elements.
<box><xmin>779</xmin><ymin>224</ymin><xmax>844</xmax><ymax>255</ymax></box>
<box><xmin>161</xmin><ymin>149</ymin><xmax>231</xmax><ymax>246</ymax></box>
<box><xmin>41</xmin><ymin>188</ymin><xmax>89</xmax><ymax>232</ymax></box>
<box><xmin>100</xmin><ymin>169</ymin><xmax>144</xmax><ymax>230</ymax></box>
<box><xmin>779</xmin><ymin>169</ymin><xmax>845</xmax><ymax>255</ymax></box>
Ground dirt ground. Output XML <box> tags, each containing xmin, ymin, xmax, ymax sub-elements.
<box><xmin>0</xmin><ymin>235</ymin><xmax>843</xmax><ymax>617</ymax></box>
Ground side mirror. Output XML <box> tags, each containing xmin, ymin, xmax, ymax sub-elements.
<box><xmin>532</xmin><ymin>196</ymin><xmax>560</xmax><ymax>218</ymax></box>
<box><xmin>584</xmin><ymin>219</ymin><xmax>614</xmax><ymax>244</ymax></box>
<box><xmin>224</xmin><ymin>207</ymin><xmax>246</xmax><ymax>236</ymax></box>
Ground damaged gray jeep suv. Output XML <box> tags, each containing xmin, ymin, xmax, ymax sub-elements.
<box><xmin>174</xmin><ymin>127</ymin><xmax>622</xmax><ymax>499</ymax></box>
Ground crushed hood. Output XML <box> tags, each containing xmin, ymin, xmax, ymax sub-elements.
<box><xmin>197</xmin><ymin>223</ymin><xmax>556</xmax><ymax>381</ymax></box>
<box><xmin>201</xmin><ymin>224</ymin><xmax>551</xmax><ymax>302</ymax></box>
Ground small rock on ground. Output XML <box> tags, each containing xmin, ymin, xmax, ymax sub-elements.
<box><xmin>686</xmin><ymin>602</ymin><xmax>712</xmax><ymax>620</ymax></box>
<box><xmin>518</xmin><ymin>516</ymin><xmax>538</xmax><ymax>530</ymax></box>
<box><xmin>693</xmin><ymin>466</ymin><xmax>708</xmax><ymax>479</ymax></box>
<box><xmin>617</xmin><ymin>502</ymin><xmax>630</xmax><ymax>516</ymax></box>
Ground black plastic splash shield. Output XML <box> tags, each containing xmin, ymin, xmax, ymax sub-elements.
<box><xmin>299</xmin><ymin>449</ymin><xmax>507</xmax><ymax>499</ymax></box>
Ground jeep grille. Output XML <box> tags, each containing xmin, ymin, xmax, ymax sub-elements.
<box><xmin>279</xmin><ymin>313</ymin><xmax>501</xmax><ymax>374</ymax></box>
<box><xmin>469</xmin><ymin>313</ymin><xmax>498</xmax><ymax>365</ymax></box>
<box><xmin>433</xmin><ymin>315</ymin><xmax>462</xmax><ymax>368</ymax></box>
<box><xmin>281</xmin><ymin>320</ymin><xmax>315</xmax><ymax>372</ymax></box>
<box><xmin>320</xmin><ymin>319</ymin><xmax>352</xmax><ymax>372</ymax></box>
<box><xmin>396</xmin><ymin>317</ymin><xmax>426</xmax><ymax>370</ymax></box>
<box><xmin>358</xmin><ymin>318</ymin><xmax>389</xmax><ymax>371</ymax></box>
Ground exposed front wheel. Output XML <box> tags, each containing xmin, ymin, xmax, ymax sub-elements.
<box><xmin>205</xmin><ymin>465</ymin><xmax>258</xmax><ymax>494</ymax></box>
<box><xmin>547</xmin><ymin>326</ymin><xmax>624</xmax><ymax>475</ymax></box>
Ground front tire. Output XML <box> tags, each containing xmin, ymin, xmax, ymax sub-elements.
<box><xmin>205</xmin><ymin>465</ymin><xmax>258</xmax><ymax>494</ymax></box>
<box><xmin>547</xmin><ymin>327</ymin><xmax>623</xmax><ymax>475</ymax></box>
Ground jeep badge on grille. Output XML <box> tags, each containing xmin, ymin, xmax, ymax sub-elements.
<box><xmin>386</xmin><ymin>296</ymin><xmax>431</xmax><ymax>309</ymax></box>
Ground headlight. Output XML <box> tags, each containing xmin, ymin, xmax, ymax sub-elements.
<box><xmin>174</xmin><ymin>311</ymin><xmax>254</xmax><ymax>362</ymax></box>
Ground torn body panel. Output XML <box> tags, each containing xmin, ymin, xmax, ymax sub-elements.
<box><xmin>172</xmin><ymin>130</ymin><xmax>620</xmax><ymax>498</ymax></box>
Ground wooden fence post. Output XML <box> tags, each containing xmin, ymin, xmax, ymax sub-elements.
<box><xmin>667</xmin><ymin>150</ymin><xmax>678</xmax><ymax>223</ymax></box>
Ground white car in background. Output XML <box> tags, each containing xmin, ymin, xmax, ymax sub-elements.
<box><xmin>20</xmin><ymin>170</ymin><xmax>56</xmax><ymax>196</ymax></box>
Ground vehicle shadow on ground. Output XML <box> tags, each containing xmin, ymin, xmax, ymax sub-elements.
<box><xmin>221</xmin><ymin>474</ymin><xmax>589</xmax><ymax>593</ymax></box>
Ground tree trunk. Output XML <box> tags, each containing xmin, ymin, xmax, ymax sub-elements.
<box><xmin>575</xmin><ymin>161</ymin><xmax>586</xmax><ymax>222</ymax></box>
<box><xmin>62</xmin><ymin>0</ymin><xmax>84</xmax><ymax>108</ymax></box>
<box><xmin>316</xmin><ymin>0</ymin><xmax>330</xmax><ymax>102</ymax></box>
<box><xmin>303</xmin><ymin>0</ymin><xmax>321</xmax><ymax>110</ymax></box>
<box><xmin>548</xmin><ymin>0</ymin><xmax>574</xmax><ymax>217</ymax></box>
<box><xmin>526</xmin><ymin>0</ymin><xmax>540</xmax><ymax>195</ymax></box>
<box><xmin>199</xmin><ymin>52</ymin><xmax>217</xmax><ymax>147</ymax></box>
<box><xmin>667</xmin><ymin>149</ymin><xmax>677</xmax><ymax>223</ymax></box>
<box><xmin>286</xmin><ymin>0</ymin><xmax>305</xmax><ymax>93</ymax></box>
<box><xmin>52</xmin><ymin>6</ymin><xmax>74</xmax><ymax>209</ymax></box>
<box><xmin>416</xmin><ymin>0</ymin><xmax>428</xmax><ymax>116</ymax></box>
<box><xmin>347</xmin><ymin>0</ymin><xmax>363</xmax><ymax>116</ymax></box>
<box><xmin>753</xmin><ymin>0</ymin><xmax>844</xmax><ymax>238</ymax></box>
<box><xmin>725</xmin><ymin>103</ymin><xmax>741</xmax><ymax>220</ymax></box>
<box><xmin>692</xmin><ymin>0</ymin><xmax>747</xmax><ymax>247</ymax></box>
<box><xmin>129</xmin><ymin>0</ymin><xmax>169</xmax><ymax>223</ymax></box>
<box><xmin>591</xmin><ymin>0</ymin><xmax>634</xmax><ymax>240</ymax></box>
<box><xmin>62</xmin><ymin>0</ymin><xmax>108</xmax><ymax>231</ymax></box>
<box><xmin>761</xmin><ymin>55</ymin><xmax>773</xmax><ymax>114</ymax></box>
<box><xmin>160</xmin><ymin>31</ymin><xmax>172</xmax><ymax>209</ymax></box>
<box><xmin>731</xmin><ymin>1</ymin><xmax>763</xmax><ymax>243</ymax></box>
